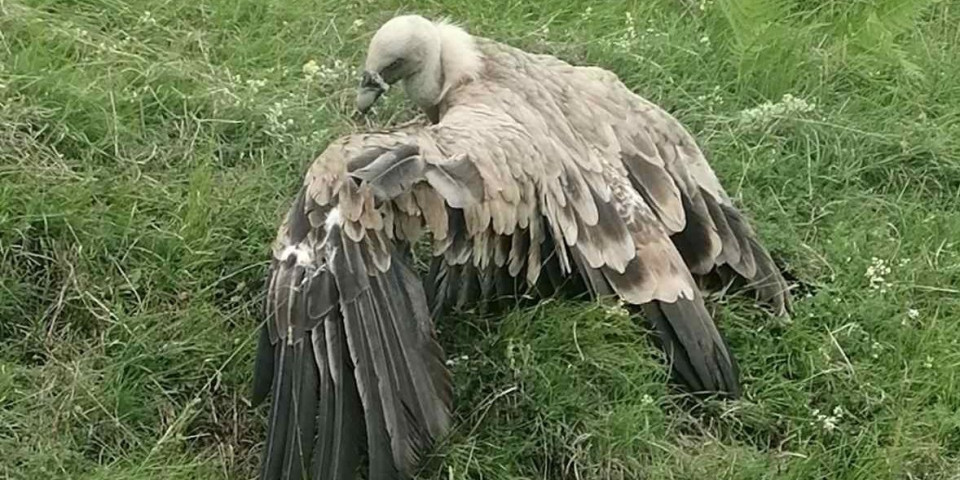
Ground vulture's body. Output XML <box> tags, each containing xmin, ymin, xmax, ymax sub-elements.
<box><xmin>253</xmin><ymin>15</ymin><xmax>790</xmax><ymax>480</ymax></box>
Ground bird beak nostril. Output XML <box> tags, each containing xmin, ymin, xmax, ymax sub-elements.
<box><xmin>360</xmin><ymin>70</ymin><xmax>390</xmax><ymax>92</ymax></box>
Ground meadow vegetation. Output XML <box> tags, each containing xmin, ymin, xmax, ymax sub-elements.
<box><xmin>1</xmin><ymin>0</ymin><xmax>959</xmax><ymax>478</ymax></box>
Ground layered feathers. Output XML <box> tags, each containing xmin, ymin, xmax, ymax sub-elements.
<box><xmin>253</xmin><ymin>14</ymin><xmax>792</xmax><ymax>480</ymax></box>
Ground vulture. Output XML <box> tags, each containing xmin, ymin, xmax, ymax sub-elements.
<box><xmin>251</xmin><ymin>14</ymin><xmax>791</xmax><ymax>480</ymax></box>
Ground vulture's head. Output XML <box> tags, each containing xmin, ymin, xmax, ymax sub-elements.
<box><xmin>357</xmin><ymin>14</ymin><xmax>482</xmax><ymax>118</ymax></box>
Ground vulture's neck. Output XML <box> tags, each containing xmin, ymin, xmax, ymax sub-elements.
<box><xmin>403</xmin><ymin>21</ymin><xmax>482</xmax><ymax>123</ymax></box>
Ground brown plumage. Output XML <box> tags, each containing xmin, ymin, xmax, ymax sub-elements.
<box><xmin>253</xmin><ymin>14</ymin><xmax>792</xmax><ymax>480</ymax></box>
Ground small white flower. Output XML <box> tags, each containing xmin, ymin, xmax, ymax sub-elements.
<box><xmin>811</xmin><ymin>406</ymin><xmax>843</xmax><ymax>433</ymax></box>
<box><xmin>923</xmin><ymin>356</ymin><xmax>934</xmax><ymax>369</ymax></box>
<box><xmin>138</xmin><ymin>11</ymin><xmax>157</xmax><ymax>25</ymax></box>
<box><xmin>624</xmin><ymin>12</ymin><xmax>637</xmax><ymax>40</ymax></box>
<box><xmin>245</xmin><ymin>78</ymin><xmax>267</xmax><ymax>93</ymax></box>
<box><xmin>603</xmin><ymin>300</ymin><xmax>630</xmax><ymax>318</ymax></box>
<box><xmin>302</xmin><ymin>60</ymin><xmax>321</xmax><ymax>77</ymax></box>
<box><xmin>641</xmin><ymin>394</ymin><xmax>654</xmax><ymax>405</ymax></box>
<box><xmin>264</xmin><ymin>100</ymin><xmax>295</xmax><ymax>138</ymax></box>
<box><xmin>864</xmin><ymin>257</ymin><xmax>892</xmax><ymax>292</ymax></box>
<box><xmin>822</xmin><ymin>417</ymin><xmax>837</xmax><ymax>432</ymax></box>
<box><xmin>699</xmin><ymin>35</ymin><xmax>711</xmax><ymax>45</ymax></box>
<box><xmin>697</xmin><ymin>85</ymin><xmax>724</xmax><ymax>111</ymax></box>
<box><xmin>739</xmin><ymin>93</ymin><xmax>817</xmax><ymax>126</ymax></box>
<box><xmin>352</xmin><ymin>19</ymin><xmax>365</xmax><ymax>28</ymax></box>
<box><xmin>907</xmin><ymin>308</ymin><xmax>919</xmax><ymax>319</ymax></box>
<box><xmin>302</xmin><ymin>59</ymin><xmax>349</xmax><ymax>83</ymax></box>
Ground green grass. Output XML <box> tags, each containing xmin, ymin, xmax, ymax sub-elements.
<box><xmin>2</xmin><ymin>0</ymin><xmax>960</xmax><ymax>478</ymax></box>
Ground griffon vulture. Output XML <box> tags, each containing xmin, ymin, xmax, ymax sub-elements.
<box><xmin>251</xmin><ymin>14</ymin><xmax>791</xmax><ymax>480</ymax></box>
<box><xmin>355</xmin><ymin>15</ymin><xmax>789</xmax><ymax>314</ymax></box>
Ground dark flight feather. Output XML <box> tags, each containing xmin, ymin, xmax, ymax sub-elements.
<box><xmin>257</xmin><ymin>180</ymin><xmax>451</xmax><ymax>480</ymax></box>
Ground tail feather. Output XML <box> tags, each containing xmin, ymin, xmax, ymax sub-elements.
<box><xmin>747</xmin><ymin>237</ymin><xmax>791</xmax><ymax>316</ymax></box>
<box><xmin>642</xmin><ymin>296</ymin><xmax>741</xmax><ymax>397</ymax></box>
<box><xmin>566</xmin><ymin>237</ymin><xmax>741</xmax><ymax>398</ymax></box>
<box><xmin>706</xmin><ymin>203</ymin><xmax>791</xmax><ymax>316</ymax></box>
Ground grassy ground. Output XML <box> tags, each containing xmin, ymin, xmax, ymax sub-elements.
<box><xmin>2</xmin><ymin>0</ymin><xmax>960</xmax><ymax>478</ymax></box>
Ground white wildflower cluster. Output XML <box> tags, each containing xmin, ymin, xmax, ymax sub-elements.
<box><xmin>699</xmin><ymin>0</ymin><xmax>714</xmax><ymax>11</ymax></box>
<box><xmin>738</xmin><ymin>93</ymin><xmax>817</xmax><ymax>126</ymax></box>
<box><xmin>864</xmin><ymin>257</ymin><xmax>892</xmax><ymax>293</ymax></box>
<box><xmin>641</xmin><ymin>394</ymin><xmax>654</xmax><ymax>406</ymax></box>
<box><xmin>923</xmin><ymin>355</ymin><xmax>934</xmax><ymax>369</ymax></box>
<box><xmin>125</xmin><ymin>84</ymin><xmax>152</xmax><ymax>103</ymax></box>
<box><xmin>351</xmin><ymin>19</ymin><xmax>365</xmax><ymax>29</ymax></box>
<box><xmin>302</xmin><ymin>60</ymin><xmax>321</xmax><ymax>77</ymax></box>
<box><xmin>811</xmin><ymin>406</ymin><xmax>844</xmax><ymax>433</ymax></box>
<box><xmin>302</xmin><ymin>59</ymin><xmax>350</xmax><ymax>84</ymax></box>
<box><xmin>265</xmin><ymin>100</ymin><xmax>296</xmax><ymax>137</ymax></box>
<box><xmin>900</xmin><ymin>308</ymin><xmax>921</xmax><ymax>328</ymax></box>
<box><xmin>245</xmin><ymin>78</ymin><xmax>267</xmax><ymax>94</ymax></box>
<box><xmin>870</xmin><ymin>341</ymin><xmax>883</xmax><ymax>359</ymax></box>
<box><xmin>699</xmin><ymin>34</ymin><xmax>711</xmax><ymax>49</ymax></box>
<box><xmin>602</xmin><ymin>299</ymin><xmax>630</xmax><ymax>318</ymax></box>
<box><xmin>138</xmin><ymin>11</ymin><xmax>157</xmax><ymax>26</ymax></box>
<box><xmin>624</xmin><ymin>12</ymin><xmax>638</xmax><ymax>41</ymax></box>
<box><xmin>444</xmin><ymin>354</ymin><xmax>470</xmax><ymax>367</ymax></box>
<box><xmin>696</xmin><ymin>85</ymin><xmax>724</xmax><ymax>111</ymax></box>
<box><xmin>263</xmin><ymin>66</ymin><xmax>289</xmax><ymax>78</ymax></box>
<box><xmin>601</xmin><ymin>12</ymin><xmax>667</xmax><ymax>51</ymax></box>
<box><xmin>580</xmin><ymin>6</ymin><xmax>593</xmax><ymax>20</ymax></box>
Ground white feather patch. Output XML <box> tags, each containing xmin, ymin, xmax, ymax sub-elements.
<box><xmin>324</xmin><ymin>207</ymin><xmax>341</xmax><ymax>231</ymax></box>
<box><xmin>279</xmin><ymin>244</ymin><xmax>314</xmax><ymax>267</ymax></box>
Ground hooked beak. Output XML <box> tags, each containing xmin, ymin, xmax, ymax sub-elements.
<box><xmin>356</xmin><ymin>70</ymin><xmax>390</xmax><ymax>115</ymax></box>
